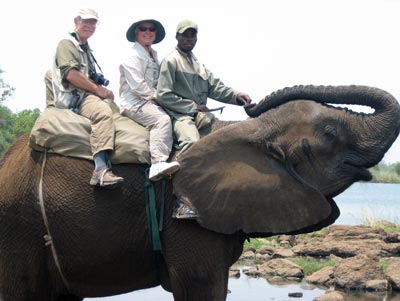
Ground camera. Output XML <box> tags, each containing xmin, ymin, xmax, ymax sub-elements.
<box><xmin>90</xmin><ymin>71</ymin><xmax>109</xmax><ymax>87</ymax></box>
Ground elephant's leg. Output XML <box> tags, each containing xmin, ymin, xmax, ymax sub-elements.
<box><xmin>162</xmin><ymin>220</ymin><xmax>243</xmax><ymax>301</ymax></box>
<box><xmin>0</xmin><ymin>238</ymin><xmax>65</xmax><ymax>301</ymax></box>
<box><xmin>168</xmin><ymin>268</ymin><xmax>229</xmax><ymax>301</ymax></box>
<box><xmin>0</xmin><ymin>254</ymin><xmax>50</xmax><ymax>301</ymax></box>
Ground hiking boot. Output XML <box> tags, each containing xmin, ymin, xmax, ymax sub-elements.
<box><xmin>149</xmin><ymin>161</ymin><xmax>180</xmax><ymax>181</ymax></box>
<box><xmin>173</xmin><ymin>201</ymin><xmax>198</xmax><ymax>219</ymax></box>
<box><xmin>90</xmin><ymin>168</ymin><xmax>124</xmax><ymax>188</ymax></box>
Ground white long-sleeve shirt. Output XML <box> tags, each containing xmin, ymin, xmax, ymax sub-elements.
<box><xmin>119</xmin><ymin>43</ymin><xmax>160</xmax><ymax>111</ymax></box>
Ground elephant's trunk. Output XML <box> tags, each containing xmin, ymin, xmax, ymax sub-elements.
<box><xmin>246</xmin><ymin>85</ymin><xmax>400</xmax><ymax>165</ymax></box>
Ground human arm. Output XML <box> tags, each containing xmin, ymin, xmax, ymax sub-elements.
<box><xmin>207</xmin><ymin>69</ymin><xmax>251</xmax><ymax>106</ymax></box>
<box><xmin>66</xmin><ymin>69</ymin><xmax>114</xmax><ymax>100</ymax></box>
<box><xmin>56</xmin><ymin>39</ymin><xmax>114</xmax><ymax>100</ymax></box>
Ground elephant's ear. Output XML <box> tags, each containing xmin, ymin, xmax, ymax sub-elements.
<box><xmin>173</xmin><ymin>126</ymin><xmax>335</xmax><ymax>235</ymax></box>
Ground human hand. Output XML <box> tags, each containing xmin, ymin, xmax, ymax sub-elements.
<box><xmin>95</xmin><ymin>86</ymin><xmax>115</xmax><ymax>100</ymax></box>
<box><xmin>196</xmin><ymin>105</ymin><xmax>210</xmax><ymax>112</ymax></box>
<box><xmin>237</xmin><ymin>92</ymin><xmax>252</xmax><ymax>106</ymax></box>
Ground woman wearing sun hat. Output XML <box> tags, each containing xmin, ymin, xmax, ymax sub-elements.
<box><xmin>119</xmin><ymin>19</ymin><xmax>180</xmax><ymax>181</ymax></box>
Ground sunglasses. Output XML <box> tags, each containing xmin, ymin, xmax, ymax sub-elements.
<box><xmin>138</xmin><ymin>26</ymin><xmax>157</xmax><ymax>32</ymax></box>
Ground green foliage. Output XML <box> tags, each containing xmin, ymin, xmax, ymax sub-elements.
<box><xmin>0</xmin><ymin>66</ymin><xmax>40</xmax><ymax>156</ymax></box>
<box><xmin>380</xmin><ymin>259</ymin><xmax>389</xmax><ymax>272</ymax></box>
<box><xmin>290</xmin><ymin>257</ymin><xmax>337</xmax><ymax>276</ymax></box>
<box><xmin>369</xmin><ymin>162</ymin><xmax>400</xmax><ymax>183</ymax></box>
<box><xmin>0</xmin><ymin>68</ymin><xmax>15</xmax><ymax>102</ymax></box>
<box><xmin>0</xmin><ymin>108</ymin><xmax>40</xmax><ymax>156</ymax></box>
<box><xmin>244</xmin><ymin>238</ymin><xmax>274</xmax><ymax>251</ymax></box>
<box><xmin>394</xmin><ymin>163</ymin><xmax>400</xmax><ymax>176</ymax></box>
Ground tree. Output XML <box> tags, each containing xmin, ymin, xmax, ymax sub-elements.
<box><xmin>393</xmin><ymin>162</ymin><xmax>400</xmax><ymax>176</ymax></box>
<box><xmin>0</xmin><ymin>67</ymin><xmax>40</xmax><ymax>156</ymax></box>
<box><xmin>0</xmin><ymin>68</ymin><xmax>15</xmax><ymax>103</ymax></box>
<box><xmin>0</xmin><ymin>108</ymin><xmax>40</xmax><ymax>156</ymax></box>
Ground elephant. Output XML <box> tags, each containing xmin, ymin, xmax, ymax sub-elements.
<box><xmin>0</xmin><ymin>85</ymin><xmax>399</xmax><ymax>301</ymax></box>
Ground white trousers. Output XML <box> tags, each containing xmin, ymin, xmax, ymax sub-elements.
<box><xmin>122</xmin><ymin>100</ymin><xmax>173</xmax><ymax>164</ymax></box>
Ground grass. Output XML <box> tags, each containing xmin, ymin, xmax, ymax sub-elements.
<box><xmin>360</xmin><ymin>215</ymin><xmax>400</xmax><ymax>233</ymax></box>
<box><xmin>380</xmin><ymin>259</ymin><xmax>389</xmax><ymax>272</ymax></box>
<box><xmin>243</xmin><ymin>237</ymin><xmax>275</xmax><ymax>251</ymax></box>
<box><xmin>290</xmin><ymin>257</ymin><xmax>337</xmax><ymax>276</ymax></box>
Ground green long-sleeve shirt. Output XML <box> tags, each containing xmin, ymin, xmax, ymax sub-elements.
<box><xmin>156</xmin><ymin>47</ymin><xmax>239</xmax><ymax>119</ymax></box>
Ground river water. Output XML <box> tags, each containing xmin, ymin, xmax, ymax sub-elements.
<box><xmin>87</xmin><ymin>182</ymin><xmax>400</xmax><ymax>301</ymax></box>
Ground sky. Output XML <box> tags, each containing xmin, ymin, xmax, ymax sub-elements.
<box><xmin>1</xmin><ymin>0</ymin><xmax>400</xmax><ymax>163</ymax></box>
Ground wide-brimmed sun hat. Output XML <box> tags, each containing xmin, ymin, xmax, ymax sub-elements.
<box><xmin>126</xmin><ymin>19</ymin><xmax>165</xmax><ymax>44</ymax></box>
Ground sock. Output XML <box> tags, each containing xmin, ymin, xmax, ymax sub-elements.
<box><xmin>94</xmin><ymin>151</ymin><xmax>108</xmax><ymax>172</ymax></box>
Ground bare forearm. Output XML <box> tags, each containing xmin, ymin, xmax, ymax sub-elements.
<box><xmin>66</xmin><ymin>69</ymin><xmax>114</xmax><ymax>100</ymax></box>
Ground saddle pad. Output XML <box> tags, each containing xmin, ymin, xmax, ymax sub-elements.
<box><xmin>29</xmin><ymin>106</ymin><xmax>150</xmax><ymax>164</ymax></box>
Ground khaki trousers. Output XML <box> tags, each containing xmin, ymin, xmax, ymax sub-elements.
<box><xmin>122</xmin><ymin>100</ymin><xmax>173</xmax><ymax>164</ymax></box>
<box><xmin>173</xmin><ymin>112</ymin><xmax>214</xmax><ymax>151</ymax></box>
<box><xmin>78</xmin><ymin>95</ymin><xmax>115</xmax><ymax>156</ymax></box>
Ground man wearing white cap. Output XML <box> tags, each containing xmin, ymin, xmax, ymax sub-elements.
<box><xmin>48</xmin><ymin>8</ymin><xmax>123</xmax><ymax>188</ymax></box>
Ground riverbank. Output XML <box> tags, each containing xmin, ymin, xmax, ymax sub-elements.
<box><xmin>234</xmin><ymin>222</ymin><xmax>400</xmax><ymax>300</ymax></box>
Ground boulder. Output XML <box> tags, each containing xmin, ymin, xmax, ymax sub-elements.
<box><xmin>334</xmin><ymin>254</ymin><xmax>386</xmax><ymax>290</ymax></box>
<box><xmin>305</xmin><ymin>266</ymin><xmax>335</xmax><ymax>286</ymax></box>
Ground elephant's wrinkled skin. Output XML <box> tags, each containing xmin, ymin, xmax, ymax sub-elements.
<box><xmin>0</xmin><ymin>85</ymin><xmax>399</xmax><ymax>301</ymax></box>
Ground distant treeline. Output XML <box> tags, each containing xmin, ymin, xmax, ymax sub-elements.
<box><xmin>0</xmin><ymin>105</ymin><xmax>40</xmax><ymax>156</ymax></box>
<box><xmin>370</xmin><ymin>162</ymin><xmax>400</xmax><ymax>183</ymax></box>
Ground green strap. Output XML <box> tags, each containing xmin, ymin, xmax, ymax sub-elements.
<box><xmin>144</xmin><ymin>168</ymin><xmax>162</xmax><ymax>252</ymax></box>
<box><xmin>158</xmin><ymin>179</ymin><xmax>165</xmax><ymax>232</ymax></box>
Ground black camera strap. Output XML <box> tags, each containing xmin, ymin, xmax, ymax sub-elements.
<box><xmin>87</xmin><ymin>51</ymin><xmax>104</xmax><ymax>74</ymax></box>
<box><xmin>70</xmin><ymin>32</ymin><xmax>101</xmax><ymax>74</ymax></box>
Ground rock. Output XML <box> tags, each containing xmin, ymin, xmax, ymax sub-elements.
<box><xmin>313</xmin><ymin>291</ymin><xmax>345</xmax><ymax>301</ymax></box>
<box><xmin>242</xmin><ymin>266</ymin><xmax>261</xmax><ymax>277</ymax></box>
<box><xmin>305</xmin><ymin>266</ymin><xmax>335</xmax><ymax>286</ymax></box>
<box><xmin>255</xmin><ymin>253</ymin><xmax>271</xmax><ymax>262</ymax></box>
<box><xmin>384</xmin><ymin>232</ymin><xmax>400</xmax><ymax>243</ymax></box>
<box><xmin>257</xmin><ymin>245</ymin><xmax>276</xmax><ymax>255</ymax></box>
<box><xmin>326</xmin><ymin>225</ymin><xmax>386</xmax><ymax>240</ymax></box>
<box><xmin>386</xmin><ymin>258</ymin><xmax>400</xmax><ymax>290</ymax></box>
<box><xmin>334</xmin><ymin>254</ymin><xmax>386</xmax><ymax>290</ymax></box>
<box><xmin>365</xmin><ymin>279</ymin><xmax>388</xmax><ymax>291</ymax></box>
<box><xmin>278</xmin><ymin>234</ymin><xmax>296</xmax><ymax>247</ymax></box>
<box><xmin>258</xmin><ymin>258</ymin><xmax>303</xmax><ymax>279</ymax></box>
<box><xmin>293</xmin><ymin>239</ymin><xmax>387</xmax><ymax>258</ymax></box>
<box><xmin>239</xmin><ymin>250</ymin><xmax>255</xmax><ymax>261</ymax></box>
<box><xmin>229</xmin><ymin>268</ymin><xmax>240</xmax><ymax>278</ymax></box>
<box><xmin>272</xmin><ymin>248</ymin><xmax>294</xmax><ymax>258</ymax></box>
<box><xmin>288</xmin><ymin>291</ymin><xmax>303</xmax><ymax>297</ymax></box>
<box><xmin>245</xmin><ymin>224</ymin><xmax>400</xmax><ymax>294</ymax></box>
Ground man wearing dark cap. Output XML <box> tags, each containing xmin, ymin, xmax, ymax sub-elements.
<box><xmin>48</xmin><ymin>8</ymin><xmax>123</xmax><ymax>188</ymax></box>
<box><xmin>156</xmin><ymin>19</ymin><xmax>252</xmax><ymax>218</ymax></box>
<box><xmin>119</xmin><ymin>19</ymin><xmax>180</xmax><ymax>181</ymax></box>
<box><xmin>156</xmin><ymin>19</ymin><xmax>252</xmax><ymax>155</ymax></box>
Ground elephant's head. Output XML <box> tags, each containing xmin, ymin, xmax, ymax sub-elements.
<box><xmin>173</xmin><ymin>85</ymin><xmax>400</xmax><ymax>237</ymax></box>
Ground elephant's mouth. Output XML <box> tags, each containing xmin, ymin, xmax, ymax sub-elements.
<box><xmin>343</xmin><ymin>162</ymin><xmax>372</xmax><ymax>182</ymax></box>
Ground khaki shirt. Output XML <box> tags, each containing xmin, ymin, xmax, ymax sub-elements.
<box><xmin>50</xmin><ymin>32</ymin><xmax>94</xmax><ymax>109</ymax></box>
<box><xmin>156</xmin><ymin>47</ymin><xmax>239</xmax><ymax>120</ymax></box>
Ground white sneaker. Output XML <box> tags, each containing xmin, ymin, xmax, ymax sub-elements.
<box><xmin>149</xmin><ymin>161</ymin><xmax>180</xmax><ymax>181</ymax></box>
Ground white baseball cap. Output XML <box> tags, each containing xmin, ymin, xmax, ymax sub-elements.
<box><xmin>77</xmin><ymin>8</ymin><xmax>99</xmax><ymax>20</ymax></box>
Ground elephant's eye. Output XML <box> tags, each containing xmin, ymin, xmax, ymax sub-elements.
<box><xmin>323</xmin><ymin>125</ymin><xmax>337</xmax><ymax>141</ymax></box>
